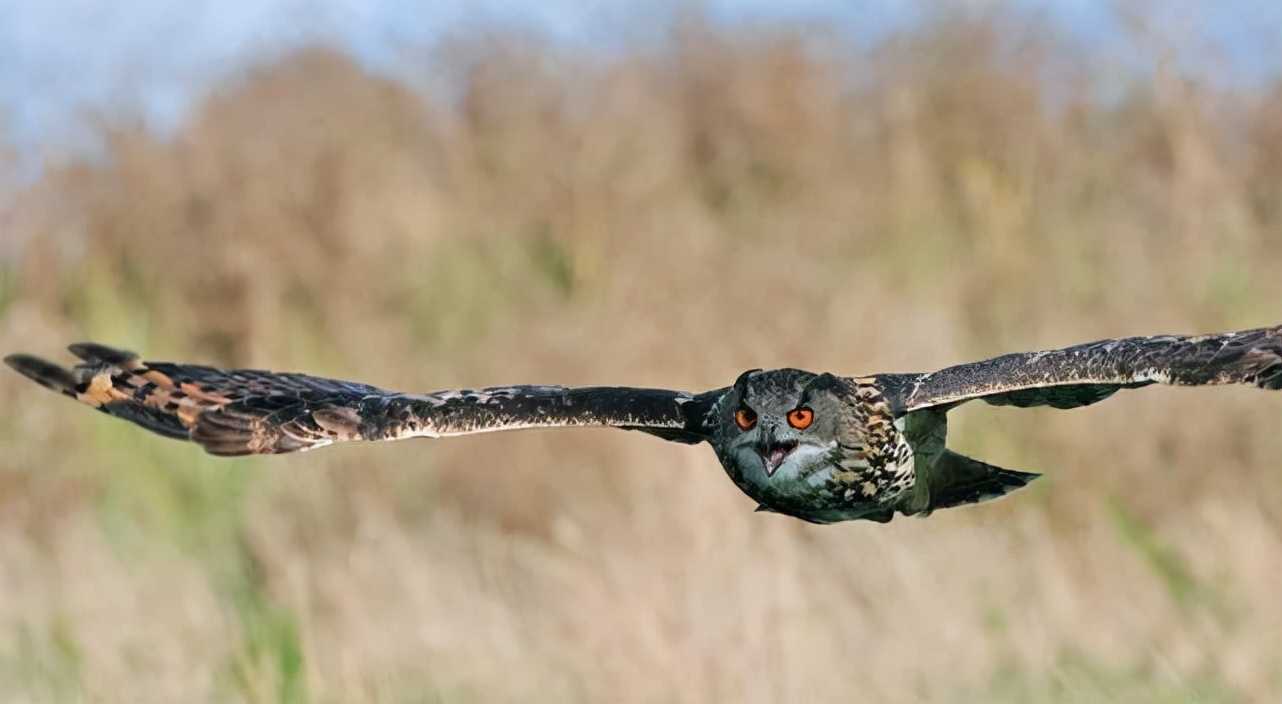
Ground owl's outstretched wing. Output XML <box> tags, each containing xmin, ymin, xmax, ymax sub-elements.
<box><xmin>5</xmin><ymin>343</ymin><xmax>723</xmax><ymax>456</ymax></box>
<box><xmin>879</xmin><ymin>325</ymin><xmax>1282</xmax><ymax>413</ymax></box>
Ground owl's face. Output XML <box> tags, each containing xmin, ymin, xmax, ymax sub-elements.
<box><xmin>714</xmin><ymin>369</ymin><xmax>847</xmax><ymax>501</ymax></box>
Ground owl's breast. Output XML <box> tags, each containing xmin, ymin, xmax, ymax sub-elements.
<box><xmin>715</xmin><ymin>437</ymin><xmax>918</xmax><ymax>523</ymax></box>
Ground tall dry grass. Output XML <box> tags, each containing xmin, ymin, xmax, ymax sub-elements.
<box><xmin>2</xmin><ymin>13</ymin><xmax>1282</xmax><ymax>703</ymax></box>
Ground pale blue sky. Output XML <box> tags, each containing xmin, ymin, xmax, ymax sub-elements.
<box><xmin>1</xmin><ymin>1</ymin><xmax>1280</xmax><ymax>163</ymax></box>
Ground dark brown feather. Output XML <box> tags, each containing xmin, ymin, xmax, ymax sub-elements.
<box><xmin>886</xmin><ymin>324</ymin><xmax>1282</xmax><ymax>413</ymax></box>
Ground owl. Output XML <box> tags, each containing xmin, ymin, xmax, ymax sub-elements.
<box><xmin>8</xmin><ymin>325</ymin><xmax>1281</xmax><ymax>524</ymax></box>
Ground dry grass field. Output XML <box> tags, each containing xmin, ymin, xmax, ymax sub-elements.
<box><xmin>2</xmin><ymin>13</ymin><xmax>1282</xmax><ymax>703</ymax></box>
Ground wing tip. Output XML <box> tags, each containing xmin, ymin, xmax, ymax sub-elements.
<box><xmin>67</xmin><ymin>342</ymin><xmax>139</xmax><ymax>367</ymax></box>
<box><xmin>5</xmin><ymin>353</ymin><xmax>79</xmax><ymax>393</ymax></box>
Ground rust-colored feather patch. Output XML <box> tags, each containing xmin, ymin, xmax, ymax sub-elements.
<box><xmin>142</xmin><ymin>368</ymin><xmax>177</xmax><ymax>389</ymax></box>
<box><xmin>81</xmin><ymin>372</ymin><xmax>116</xmax><ymax>407</ymax></box>
<box><xmin>179</xmin><ymin>382</ymin><xmax>232</xmax><ymax>405</ymax></box>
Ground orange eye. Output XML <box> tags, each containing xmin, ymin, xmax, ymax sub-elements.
<box><xmin>734</xmin><ymin>406</ymin><xmax>757</xmax><ymax>431</ymax></box>
<box><xmin>787</xmin><ymin>407</ymin><xmax>814</xmax><ymax>430</ymax></box>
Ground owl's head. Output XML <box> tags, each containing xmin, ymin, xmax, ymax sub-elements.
<box><xmin>717</xmin><ymin>368</ymin><xmax>848</xmax><ymax>485</ymax></box>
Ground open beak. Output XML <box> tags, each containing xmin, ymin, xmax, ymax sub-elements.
<box><xmin>757</xmin><ymin>432</ymin><xmax>798</xmax><ymax>477</ymax></box>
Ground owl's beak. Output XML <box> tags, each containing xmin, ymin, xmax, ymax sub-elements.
<box><xmin>757</xmin><ymin>431</ymin><xmax>798</xmax><ymax>477</ymax></box>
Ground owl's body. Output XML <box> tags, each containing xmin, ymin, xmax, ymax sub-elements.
<box><xmin>8</xmin><ymin>325</ymin><xmax>1282</xmax><ymax>524</ymax></box>
<box><xmin>707</xmin><ymin>369</ymin><xmax>1030</xmax><ymax>523</ymax></box>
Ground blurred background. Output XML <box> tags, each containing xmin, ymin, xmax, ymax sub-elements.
<box><xmin>2</xmin><ymin>0</ymin><xmax>1282</xmax><ymax>701</ymax></box>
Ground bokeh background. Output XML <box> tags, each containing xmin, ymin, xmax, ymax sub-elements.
<box><xmin>2</xmin><ymin>1</ymin><xmax>1282</xmax><ymax>702</ymax></box>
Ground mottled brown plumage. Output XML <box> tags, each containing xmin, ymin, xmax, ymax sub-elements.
<box><xmin>7</xmin><ymin>324</ymin><xmax>1282</xmax><ymax>523</ymax></box>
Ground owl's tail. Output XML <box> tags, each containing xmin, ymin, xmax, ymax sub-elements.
<box><xmin>924</xmin><ymin>450</ymin><xmax>1041</xmax><ymax>514</ymax></box>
